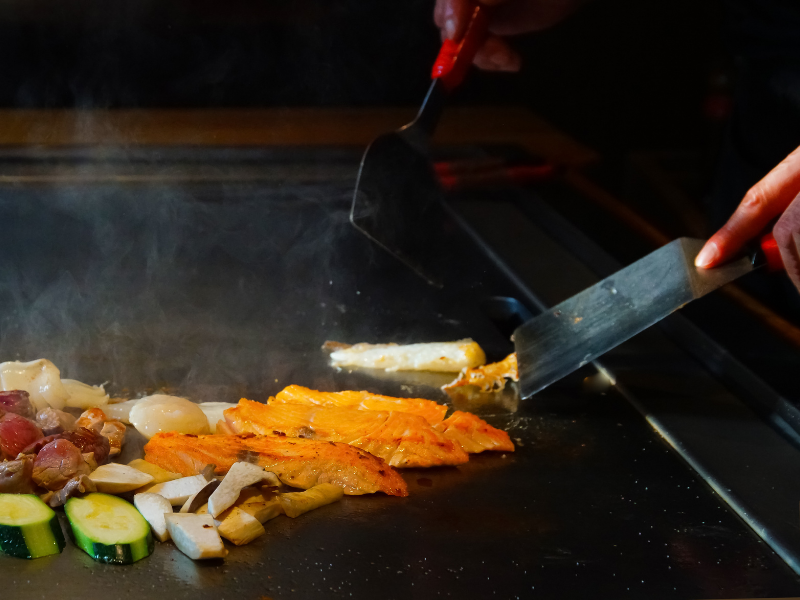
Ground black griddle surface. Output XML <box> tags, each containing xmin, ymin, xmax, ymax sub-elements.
<box><xmin>0</xmin><ymin>149</ymin><xmax>797</xmax><ymax>599</ymax></box>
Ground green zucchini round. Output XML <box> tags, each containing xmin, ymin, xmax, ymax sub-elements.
<box><xmin>65</xmin><ymin>493</ymin><xmax>153</xmax><ymax>565</ymax></box>
<box><xmin>0</xmin><ymin>494</ymin><xmax>66</xmax><ymax>559</ymax></box>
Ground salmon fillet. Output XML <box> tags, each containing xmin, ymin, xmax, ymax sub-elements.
<box><xmin>273</xmin><ymin>385</ymin><xmax>448</xmax><ymax>425</ymax></box>
<box><xmin>433</xmin><ymin>411</ymin><xmax>515</xmax><ymax>453</ymax></box>
<box><xmin>143</xmin><ymin>432</ymin><xmax>408</xmax><ymax>497</ymax></box>
<box><xmin>225</xmin><ymin>399</ymin><xmax>469</xmax><ymax>469</ymax></box>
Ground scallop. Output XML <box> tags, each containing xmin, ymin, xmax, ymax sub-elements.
<box><xmin>103</xmin><ymin>399</ymin><xmax>141</xmax><ymax>424</ymax></box>
<box><xmin>197</xmin><ymin>402</ymin><xmax>237</xmax><ymax>434</ymax></box>
<box><xmin>129</xmin><ymin>395</ymin><xmax>210</xmax><ymax>440</ymax></box>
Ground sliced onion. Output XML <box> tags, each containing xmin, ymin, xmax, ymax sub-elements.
<box><xmin>62</xmin><ymin>379</ymin><xmax>109</xmax><ymax>409</ymax></box>
<box><xmin>0</xmin><ymin>359</ymin><xmax>69</xmax><ymax>411</ymax></box>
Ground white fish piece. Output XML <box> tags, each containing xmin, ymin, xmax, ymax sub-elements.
<box><xmin>145</xmin><ymin>474</ymin><xmax>208</xmax><ymax>506</ymax></box>
<box><xmin>328</xmin><ymin>340</ymin><xmax>486</xmax><ymax>373</ymax></box>
<box><xmin>129</xmin><ymin>394</ymin><xmax>210</xmax><ymax>440</ymax></box>
<box><xmin>165</xmin><ymin>513</ymin><xmax>228</xmax><ymax>560</ymax></box>
<box><xmin>279</xmin><ymin>483</ymin><xmax>344</xmax><ymax>518</ymax></box>
<box><xmin>207</xmin><ymin>462</ymin><xmax>280</xmax><ymax>518</ymax></box>
<box><xmin>89</xmin><ymin>463</ymin><xmax>154</xmax><ymax>494</ymax></box>
<box><xmin>0</xmin><ymin>359</ymin><xmax>70</xmax><ymax>411</ymax></box>
<box><xmin>104</xmin><ymin>399</ymin><xmax>140</xmax><ymax>424</ymax></box>
<box><xmin>134</xmin><ymin>492</ymin><xmax>173</xmax><ymax>542</ymax></box>
<box><xmin>62</xmin><ymin>379</ymin><xmax>110</xmax><ymax>409</ymax></box>
<box><xmin>197</xmin><ymin>402</ymin><xmax>237</xmax><ymax>434</ymax></box>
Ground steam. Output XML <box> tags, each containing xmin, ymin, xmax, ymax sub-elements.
<box><xmin>0</xmin><ymin>151</ymin><xmax>376</xmax><ymax>403</ymax></box>
<box><xmin>0</xmin><ymin>138</ymin><xmax>498</xmax><ymax>407</ymax></box>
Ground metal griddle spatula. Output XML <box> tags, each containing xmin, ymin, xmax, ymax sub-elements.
<box><xmin>515</xmin><ymin>235</ymin><xmax>786</xmax><ymax>398</ymax></box>
<box><xmin>351</xmin><ymin>4</ymin><xmax>490</xmax><ymax>287</ymax></box>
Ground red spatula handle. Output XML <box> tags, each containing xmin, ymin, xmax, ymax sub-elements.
<box><xmin>431</xmin><ymin>3</ymin><xmax>491</xmax><ymax>91</ymax></box>
<box><xmin>760</xmin><ymin>232</ymin><xmax>785</xmax><ymax>272</ymax></box>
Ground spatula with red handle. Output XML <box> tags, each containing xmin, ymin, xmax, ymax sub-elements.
<box><xmin>350</xmin><ymin>3</ymin><xmax>491</xmax><ymax>287</ymax></box>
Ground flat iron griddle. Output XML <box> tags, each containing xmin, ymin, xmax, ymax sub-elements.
<box><xmin>0</xmin><ymin>147</ymin><xmax>798</xmax><ymax>599</ymax></box>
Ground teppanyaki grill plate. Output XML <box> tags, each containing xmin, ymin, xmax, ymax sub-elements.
<box><xmin>0</xmin><ymin>147</ymin><xmax>797</xmax><ymax>599</ymax></box>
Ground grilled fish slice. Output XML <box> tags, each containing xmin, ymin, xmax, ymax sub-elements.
<box><xmin>433</xmin><ymin>411</ymin><xmax>515</xmax><ymax>453</ymax></box>
<box><xmin>225</xmin><ymin>399</ymin><xmax>469</xmax><ymax>469</ymax></box>
<box><xmin>326</xmin><ymin>339</ymin><xmax>486</xmax><ymax>372</ymax></box>
<box><xmin>273</xmin><ymin>385</ymin><xmax>448</xmax><ymax>425</ymax></box>
<box><xmin>143</xmin><ymin>432</ymin><xmax>408</xmax><ymax>497</ymax></box>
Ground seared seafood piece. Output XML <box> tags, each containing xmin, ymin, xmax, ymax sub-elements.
<box><xmin>100</xmin><ymin>420</ymin><xmax>127</xmax><ymax>456</ymax></box>
<box><xmin>433</xmin><ymin>411</ymin><xmax>515</xmax><ymax>453</ymax></box>
<box><xmin>144</xmin><ymin>432</ymin><xmax>408</xmax><ymax>497</ymax></box>
<box><xmin>273</xmin><ymin>385</ymin><xmax>448</xmax><ymax>425</ymax></box>
<box><xmin>326</xmin><ymin>339</ymin><xmax>485</xmax><ymax>373</ymax></box>
<box><xmin>442</xmin><ymin>353</ymin><xmax>519</xmax><ymax>393</ymax></box>
<box><xmin>76</xmin><ymin>407</ymin><xmax>107</xmax><ymax>433</ymax></box>
<box><xmin>225</xmin><ymin>399</ymin><xmax>468</xmax><ymax>468</ymax></box>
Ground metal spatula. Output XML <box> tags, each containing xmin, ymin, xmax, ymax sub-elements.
<box><xmin>351</xmin><ymin>4</ymin><xmax>490</xmax><ymax>287</ymax></box>
<box><xmin>514</xmin><ymin>235</ymin><xmax>786</xmax><ymax>398</ymax></box>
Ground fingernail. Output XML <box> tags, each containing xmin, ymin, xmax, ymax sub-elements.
<box><xmin>444</xmin><ymin>18</ymin><xmax>456</xmax><ymax>40</ymax></box>
<box><xmin>695</xmin><ymin>242</ymin><xmax>719</xmax><ymax>268</ymax></box>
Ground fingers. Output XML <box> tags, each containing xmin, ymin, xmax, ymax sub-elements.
<box><xmin>772</xmin><ymin>195</ymin><xmax>800</xmax><ymax>291</ymax></box>
<box><xmin>433</xmin><ymin>0</ymin><xmax>521</xmax><ymax>72</ymax></box>
<box><xmin>472</xmin><ymin>36</ymin><xmax>522</xmax><ymax>71</ymax></box>
<box><xmin>696</xmin><ymin>144</ymin><xmax>800</xmax><ymax>268</ymax></box>
<box><xmin>433</xmin><ymin>0</ymin><xmax>473</xmax><ymax>41</ymax></box>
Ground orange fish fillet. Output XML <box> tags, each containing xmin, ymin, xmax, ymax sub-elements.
<box><xmin>273</xmin><ymin>385</ymin><xmax>448</xmax><ymax>425</ymax></box>
<box><xmin>143</xmin><ymin>432</ymin><xmax>408</xmax><ymax>497</ymax></box>
<box><xmin>225</xmin><ymin>399</ymin><xmax>469</xmax><ymax>469</ymax></box>
<box><xmin>433</xmin><ymin>411</ymin><xmax>515</xmax><ymax>453</ymax></box>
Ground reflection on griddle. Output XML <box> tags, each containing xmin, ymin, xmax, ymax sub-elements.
<box><xmin>444</xmin><ymin>382</ymin><xmax>520</xmax><ymax>416</ymax></box>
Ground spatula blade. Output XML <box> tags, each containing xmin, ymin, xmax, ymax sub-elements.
<box><xmin>350</xmin><ymin>131</ymin><xmax>446</xmax><ymax>287</ymax></box>
<box><xmin>515</xmin><ymin>237</ymin><xmax>756</xmax><ymax>398</ymax></box>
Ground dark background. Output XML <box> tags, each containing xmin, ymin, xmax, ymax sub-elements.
<box><xmin>0</xmin><ymin>0</ymin><xmax>727</xmax><ymax>159</ymax></box>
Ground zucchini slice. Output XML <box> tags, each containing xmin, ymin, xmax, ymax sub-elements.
<box><xmin>65</xmin><ymin>493</ymin><xmax>153</xmax><ymax>565</ymax></box>
<box><xmin>0</xmin><ymin>493</ymin><xmax>66</xmax><ymax>559</ymax></box>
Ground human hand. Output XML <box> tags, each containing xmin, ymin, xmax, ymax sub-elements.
<box><xmin>433</xmin><ymin>0</ymin><xmax>585</xmax><ymax>72</ymax></box>
<box><xmin>696</xmin><ymin>145</ymin><xmax>800</xmax><ymax>291</ymax></box>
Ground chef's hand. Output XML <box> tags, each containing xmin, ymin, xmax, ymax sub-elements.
<box><xmin>696</xmin><ymin>144</ymin><xmax>800</xmax><ymax>291</ymax></box>
<box><xmin>433</xmin><ymin>0</ymin><xmax>585</xmax><ymax>72</ymax></box>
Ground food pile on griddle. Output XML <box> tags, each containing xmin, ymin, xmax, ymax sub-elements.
<box><xmin>0</xmin><ymin>340</ymin><xmax>518</xmax><ymax>566</ymax></box>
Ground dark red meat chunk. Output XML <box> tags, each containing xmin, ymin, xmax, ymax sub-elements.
<box><xmin>20</xmin><ymin>434</ymin><xmax>62</xmax><ymax>455</ymax></box>
<box><xmin>35</xmin><ymin>408</ymin><xmax>77</xmax><ymax>436</ymax></box>
<box><xmin>61</xmin><ymin>427</ymin><xmax>110</xmax><ymax>466</ymax></box>
<box><xmin>32</xmin><ymin>439</ymin><xmax>91</xmax><ymax>491</ymax></box>
<box><xmin>0</xmin><ymin>412</ymin><xmax>44</xmax><ymax>460</ymax></box>
<box><xmin>0</xmin><ymin>391</ymin><xmax>35</xmax><ymax>420</ymax></box>
<box><xmin>0</xmin><ymin>455</ymin><xmax>35</xmax><ymax>493</ymax></box>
